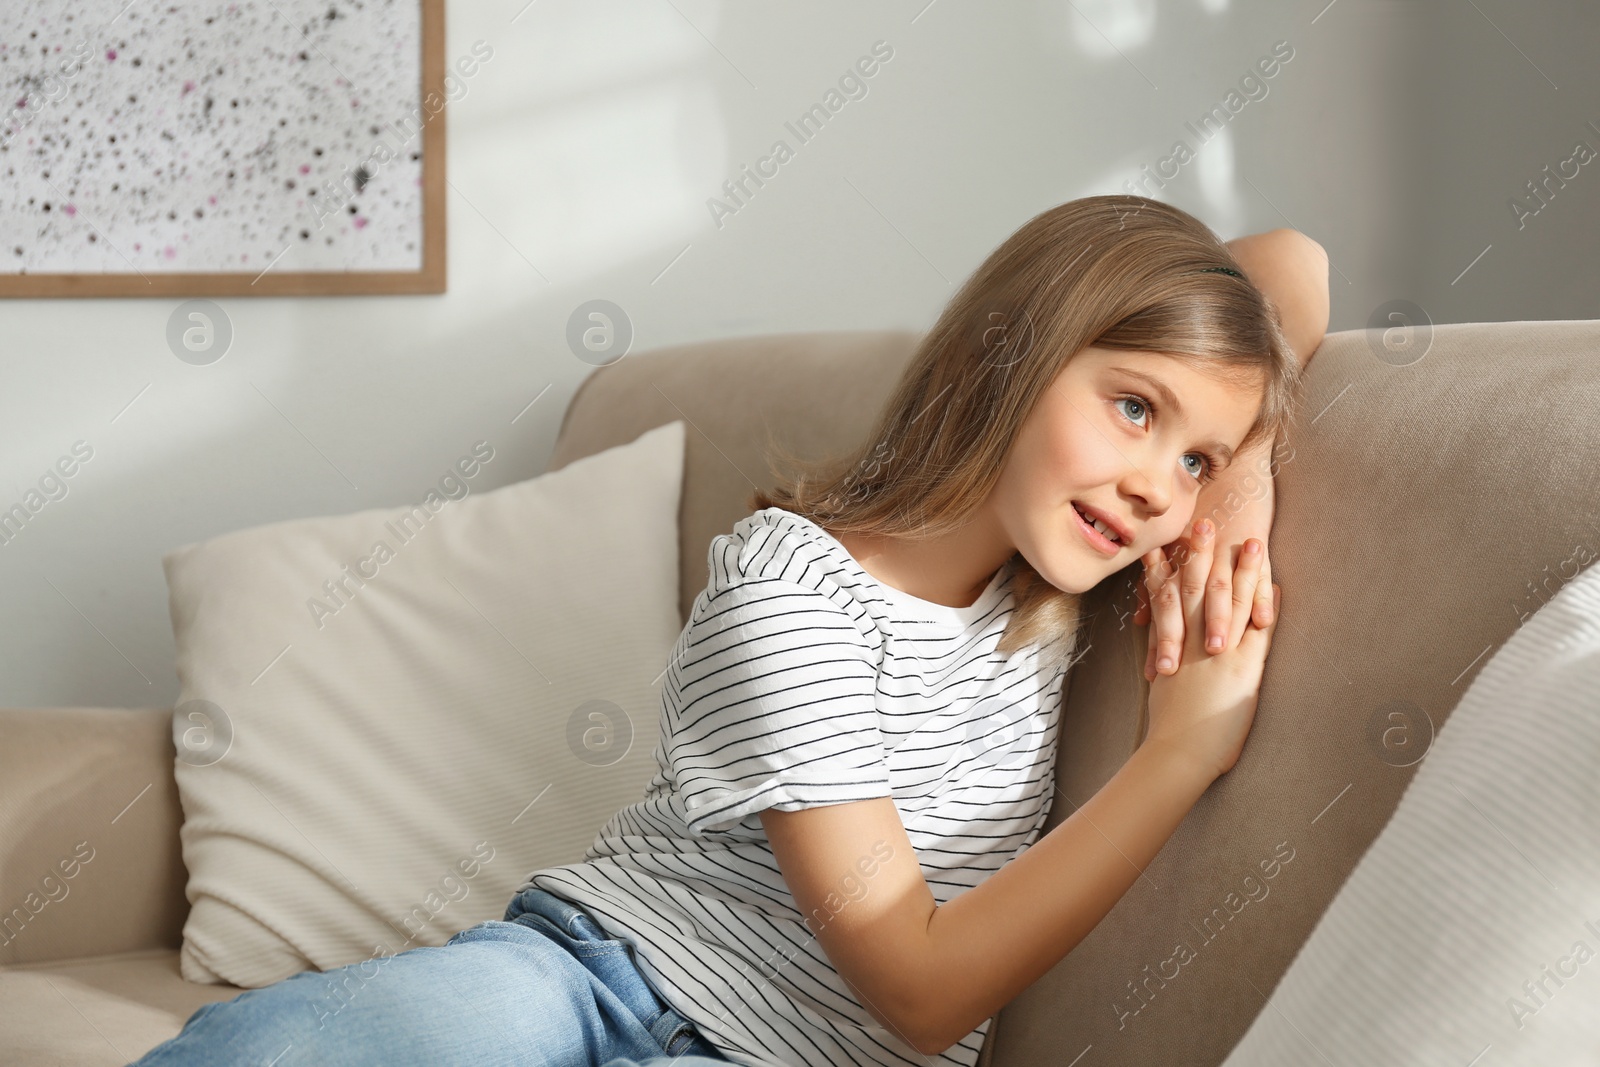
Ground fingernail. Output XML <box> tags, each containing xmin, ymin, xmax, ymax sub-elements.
<box><xmin>1158</xmin><ymin>656</ymin><xmax>1174</xmax><ymax>671</ymax></box>
<box><xmin>1207</xmin><ymin>635</ymin><xmax>1223</xmax><ymax>650</ymax></box>
<box><xmin>1245</xmin><ymin>540</ymin><xmax>1260</xmax><ymax>554</ymax></box>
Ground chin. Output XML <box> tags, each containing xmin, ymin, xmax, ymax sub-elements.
<box><xmin>1023</xmin><ymin>548</ymin><xmax>1117</xmax><ymax>596</ymax></box>
<box><xmin>1063</xmin><ymin>568</ymin><xmax>1120</xmax><ymax>595</ymax></box>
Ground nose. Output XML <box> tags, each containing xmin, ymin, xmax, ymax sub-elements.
<box><xmin>1120</xmin><ymin>453</ymin><xmax>1173</xmax><ymax>520</ymax></box>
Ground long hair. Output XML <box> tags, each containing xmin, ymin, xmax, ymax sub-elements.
<box><xmin>749</xmin><ymin>194</ymin><xmax>1303</xmax><ymax>676</ymax></box>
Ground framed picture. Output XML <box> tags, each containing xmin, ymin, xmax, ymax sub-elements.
<box><xmin>0</xmin><ymin>0</ymin><xmax>447</xmax><ymax>297</ymax></box>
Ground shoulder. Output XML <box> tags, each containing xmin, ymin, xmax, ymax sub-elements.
<box><xmin>700</xmin><ymin>507</ymin><xmax>877</xmax><ymax>640</ymax></box>
<box><xmin>707</xmin><ymin>507</ymin><xmax>851</xmax><ymax>598</ymax></box>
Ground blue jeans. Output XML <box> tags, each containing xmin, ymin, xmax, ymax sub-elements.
<box><xmin>134</xmin><ymin>887</ymin><xmax>731</xmax><ymax>1066</ymax></box>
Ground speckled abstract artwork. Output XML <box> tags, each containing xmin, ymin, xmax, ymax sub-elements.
<box><xmin>1</xmin><ymin>0</ymin><xmax>425</xmax><ymax>275</ymax></box>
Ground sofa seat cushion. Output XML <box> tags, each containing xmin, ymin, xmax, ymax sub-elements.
<box><xmin>0</xmin><ymin>951</ymin><xmax>239</xmax><ymax>1066</ymax></box>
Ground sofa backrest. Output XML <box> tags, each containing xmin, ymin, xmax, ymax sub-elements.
<box><xmin>546</xmin><ymin>321</ymin><xmax>1600</xmax><ymax>1066</ymax></box>
<box><xmin>548</xmin><ymin>329</ymin><xmax>924</xmax><ymax>625</ymax></box>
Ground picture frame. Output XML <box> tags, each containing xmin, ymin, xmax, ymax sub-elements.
<box><xmin>0</xmin><ymin>0</ymin><xmax>446</xmax><ymax>297</ymax></box>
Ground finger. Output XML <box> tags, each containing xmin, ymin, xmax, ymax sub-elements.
<box><xmin>1239</xmin><ymin>582</ymin><xmax>1281</xmax><ymax>661</ymax></box>
<box><xmin>1142</xmin><ymin>545</ymin><xmax>1175</xmax><ymax>591</ymax></box>
<box><xmin>1140</xmin><ymin>547</ymin><xmax>1169</xmax><ymax>680</ymax></box>
<box><xmin>1137</xmin><ymin>558</ymin><xmax>1156</xmax><ymax>680</ymax></box>
<box><xmin>1178</xmin><ymin>519</ymin><xmax>1215</xmax><ymax>642</ymax></box>
<box><xmin>1143</xmin><ymin>589</ymin><xmax>1155</xmax><ymax>679</ymax></box>
<box><xmin>1147</xmin><ymin>545</ymin><xmax>1185</xmax><ymax>676</ymax></box>
<box><xmin>1252</xmin><ymin>550</ymin><xmax>1275</xmax><ymax>628</ymax></box>
<box><xmin>1138</xmin><ymin>548</ymin><xmax>1154</xmax><ymax>679</ymax></box>
<box><xmin>1204</xmin><ymin>544</ymin><xmax>1234</xmax><ymax>655</ymax></box>
<box><xmin>1226</xmin><ymin>538</ymin><xmax>1266</xmax><ymax>649</ymax></box>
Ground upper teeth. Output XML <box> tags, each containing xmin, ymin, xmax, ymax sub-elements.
<box><xmin>1078</xmin><ymin>504</ymin><xmax>1120</xmax><ymax>544</ymax></box>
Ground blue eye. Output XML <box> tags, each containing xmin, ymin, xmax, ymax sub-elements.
<box><xmin>1118</xmin><ymin>393</ymin><xmax>1215</xmax><ymax>483</ymax></box>
<box><xmin>1119</xmin><ymin>393</ymin><xmax>1213</xmax><ymax>482</ymax></box>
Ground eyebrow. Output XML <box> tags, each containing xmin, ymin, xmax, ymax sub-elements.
<box><xmin>1114</xmin><ymin>366</ymin><xmax>1236</xmax><ymax>467</ymax></box>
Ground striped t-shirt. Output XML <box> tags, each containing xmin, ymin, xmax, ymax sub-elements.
<box><xmin>520</xmin><ymin>506</ymin><xmax>1068</xmax><ymax>1067</ymax></box>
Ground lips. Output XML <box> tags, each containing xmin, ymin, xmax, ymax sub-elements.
<box><xmin>1071</xmin><ymin>500</ymin><xmax>1133</xmax><ymax>554</ymax></box>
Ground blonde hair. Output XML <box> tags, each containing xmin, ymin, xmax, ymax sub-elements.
<box><xmin>749</xmin><ymin>194</ymin><xmax>1302</xmax><ymax>675</ymax></box>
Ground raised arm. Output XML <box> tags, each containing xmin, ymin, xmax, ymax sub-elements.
<box><xmin>1139</xmin><ymin>227</ymin><xmax>1329</xmax><ymax>678</ymax></box>
<box><xmin>1225</xmin><ymin>227</ymin><xmax>1331</xmax><ymax>370</ymax></box>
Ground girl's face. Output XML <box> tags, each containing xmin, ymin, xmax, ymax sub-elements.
<box><xmin>986</xmin><ymin>345</ymin><xmax>1265</xmax><ymax>595</ymax></box>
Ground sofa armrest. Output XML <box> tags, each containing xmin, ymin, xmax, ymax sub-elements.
<box><xmin>0</xmin><ymin>706</ymin><xmax>188</xmax><ymax>966</ymax></box>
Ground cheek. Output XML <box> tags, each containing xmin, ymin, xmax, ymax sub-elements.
<box><xmin>1148</xmin><ymin>502</ymin><xmax>1198</xmax><ymax>547</ymax></box>
<box><xmin>1040</xmin><ymin>406</ymin><xmax>1125</xmax><ymax>489</ymax></box>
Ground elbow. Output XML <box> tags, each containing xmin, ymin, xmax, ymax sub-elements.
<box><xmin>1266</xmin><ymin>226</ymin><xmax>1326</xmax><ymax>265</ymax></box>
<box><xmin>872</xmin><ymin>997</ymin><xmax>939</xmax><ymax>1056</ymax></box>
<box><xmin>906</xmin><ymin>1016</ymin><xmax>982</xmax><ymax>1058</ymax></box>
<box><xmin>1292</xmin><ymin>228</ymin><xmax>1327</xmax><ymax>266</ymax></box>
<box><xmin>1273</xmin><ymin>229</ymin><xmax>1331</xmax><ymax>364</ymax></box>
<box><xmin>891</xmin><ymin>993</ymin><xmax>972</xmax><ymax>1057</ymax></box>
<box><xmin>915</xmin><ymin>1031</ymin><xmax>967</xmax><ymax>1058</ymax></box>
<box><xmin>902</xmin><ymin>1018</ymin><xmax>956</xmax><ymax>1058</ymax></box>
<box><xmin>1305</xmin><ymin>234</ymin><xmax>1329</xmax><ymax>271</ymax></box>
<box><xmin>865</xmin><ymin>979</ymin><xmax>961</xmax><ymax>1057</ymax></box>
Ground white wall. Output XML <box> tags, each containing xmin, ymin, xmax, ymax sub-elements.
<box><xmin>1</xmin><ymin>0</ymin><xmax>1592</xmax><ymax>709</ymax></box>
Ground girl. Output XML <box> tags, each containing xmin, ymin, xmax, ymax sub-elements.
<box><xmin>134</xmin><ymin>195</ymin><xmax>1326</xmax><ymax>1067</ymax></box>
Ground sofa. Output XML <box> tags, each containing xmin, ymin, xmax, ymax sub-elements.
<box><xmin>3</xmin><ymin>319</ymin><xmax>1598</xmax><ymax>1066</ymax></box>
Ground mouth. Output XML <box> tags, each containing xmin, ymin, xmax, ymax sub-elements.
<box><xmin>1071</xmin><ymin>500</ymin><xmax>1129</xmax><ymax>557</ymax></box>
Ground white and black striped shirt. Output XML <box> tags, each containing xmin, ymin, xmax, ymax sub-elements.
<box><xmin>521</xmin><ymin>507</ymin><xmax>1067</xmax><ymax>1067</ymax></box>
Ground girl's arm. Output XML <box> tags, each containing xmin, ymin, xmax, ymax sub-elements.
<box><xmin>762</xmin><ymin>740</ymin><xmax>1211</xmax><ymax>1053</ymax></box>
<box><xmin>1227</xmin><ymin>227</ymin><xmax>1331</xmax><ymax>369</ymax></box>
<box><xmin>761</xmin><ymin>527</ymin><xmax>1279</xmax><ymax>1055</ymax></box>
<box><xmin>1139</xmin><ymin>228</ymin><xmax>1329</xmax><ymax>676</ymax></box>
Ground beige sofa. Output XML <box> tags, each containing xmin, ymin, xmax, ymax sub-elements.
<box><xmin>4</xmin><ymin>321</ymin><xmax>1598</xmax><ymax>1066</ymax></box>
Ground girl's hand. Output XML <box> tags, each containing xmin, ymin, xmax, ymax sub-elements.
<box><xmin>1135</xmin><ymin>520</ymin><xmax>1275</xmax><ymax>680</ymax></box>
<box><xmin>1141</xmin><ymin>518</ymin><xmax>1280</xmax><ymax>780</ymax></box>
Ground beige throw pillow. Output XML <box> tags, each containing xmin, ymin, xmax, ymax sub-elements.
<box><xmin>163</xmin><ymin>419</ymin><xmax>685</xmax><ymax>988</ymax></box>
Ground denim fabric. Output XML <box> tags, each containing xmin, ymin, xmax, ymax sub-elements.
<box><xmin>132</xmin><ymin>887</ymin><xmax>730</xmax><ymax>1067</ymax></box>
